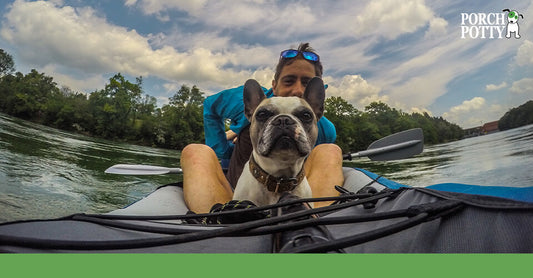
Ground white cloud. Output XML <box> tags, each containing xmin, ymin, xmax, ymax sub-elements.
<box><xmin>202</xmin><ymin>1</ymin><xmax>275</xmax><ymax>28</ymax></box>
<box><xmin>1</xmin><ymin>0</ymin><xmax>529</xmax><ymax>128</ymax></box>
<box><xmin>443</xmin><ymin>97</ymin><xmax>489</xmax><ymax>127</ymax></box>
<box><xmin>516</xmin><ymin>40</ymin><xmax>533</xmax><ymax>66</ymax></box>
<box><xmin>453</xmin><ymin>104</ymin><xmax>505</xmax><ymax>128</ymax></box>
<box><xmin>424</xmin><ymin>17</ymin><xmax>448</xmax><ymax>39</ymax></box>
<box><xmin>162</xmin><ymin>82</ymin><xmax>179</xmax><ymax>93</ymax></box>
<box><xmin>387</xmin><ymin>70</ymin><xmax>453</xmax><ymax>109</ymax></box>
<box><xmin>485</xmin><ymin>82</ymin><xmax>508</xmax><ymax>91</ymax></box>
<box><xmin>126</xmin><ymin>0</ymin><xmax>316</xmax><ymax>40</ymax></box>
<box><xmin>410</xmin><ymin>107</ymin><xmax>432</xmax><ymax>116</ymax></box>
<box><xmin>124</xmin><ymin>0</ymin><xmax>207</xmax><ymax>17</ymax></box>
<box><xmin>324</xmin><ymin>75</ymin><xmax>385</xmax><ymax>109</ymax></box>
<box><xmin>489</xmin><ymin>104</ymin><xmax>504</xmax><ymax>115</ymax></box>
<box><xmin>250</xmin><ymin>67</ymin><xmax>275</xmax><ymax>89</ymax></box>
<box><xmin>352</xmin><ymin>0</ymin><xmax>437</xmax><ymax>40</ymax></box>
<box><xmin>1</xmin><ymin>0</ymin><xmax>252</xmax><ymax>88</ymax></box>
<box><xmin>510</xmin><ymin>78</ymin><xmax>533</xmax><ymax>94</ymax></box>
<box><xmin>373</xmin><ymin>26</ymin><xmax>519</xmax><ymax>118</ymax></box>
<box><xmin>41</xmin><ymin>65</ymin><xmax>106</xmax><ymax>94</ymax></box>
<box><xmin>449</xmin><ymin>97</ymin><xmax>486</xmax><ymax>113</ymax></box>
<box><xmin>126</xmin><ymin>0</ymin><xmax>437</xmax><ymax>42</ymax></box>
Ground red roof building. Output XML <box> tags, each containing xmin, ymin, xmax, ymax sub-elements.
<box><xmin>481</xmin><ymin>121</ymin><xmax>499</xmax><ymax>134</ymax></box>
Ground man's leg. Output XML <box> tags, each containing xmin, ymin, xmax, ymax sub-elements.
<box><xmin>305</xmin><ymin>144</ymin><xmax>344</xmax><ymax>207</ymax></box>
<box><xmin>181</xmin><ymin>144</ymin><xmax>233</xmax><ymax>213</ymax></box>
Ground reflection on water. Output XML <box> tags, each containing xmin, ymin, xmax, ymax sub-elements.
<box><xmin>1</xmin><ymin>112</ymin><xmax>532</xmax><ymax>223</ymax></box>
<box><xmin>346</xmin><ymin>124</ymin><xmax>533</xmax><ymax>188</ymax></box>
<box><xmin>0</xmin><ymin>113</ymin><xmax>180</xmax><ymax>222</ymax></box>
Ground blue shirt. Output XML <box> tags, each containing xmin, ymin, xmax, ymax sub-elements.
<box><xmin>203</xmin><ymin>86</ymin><xmax>337</xmax><ymax>159</ymax></box>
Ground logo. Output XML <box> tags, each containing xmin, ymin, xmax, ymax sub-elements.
<box><xmin>503</xmin><ymin>9</ymin><xmax>524</xmax><ymax>39</ymax></box>
<box><xmin>461</xmin><ymin>9</ymin><xmax>524</xmax><ymax>39</ymax></box>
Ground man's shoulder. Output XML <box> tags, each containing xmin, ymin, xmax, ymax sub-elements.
<box><xmin>317</xmin><ymin>116</ymin><xmax>336</xmax><ymax>144</ymax></box>
<box><xmin>206</xmin><ymin>85</ymin><xmax>270</xmax><ymax>103</ymax></box>
<box><xmin>318</xmin><ymin>116</ymin><xmax>334</xmax><ymax>127</ymax></box>
<box><xmin>206</xmin><ymin>85</ymin><xmax>245</xmax><ymax>100</ymax></box>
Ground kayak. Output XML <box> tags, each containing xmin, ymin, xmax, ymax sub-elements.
<box><xmin>1</xmin><ymin>167</ymin><xmax>532</xmax><ymax>253</ymax></box>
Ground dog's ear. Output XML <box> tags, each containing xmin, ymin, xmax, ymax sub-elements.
<box><xmin>243</xmin><ymin>79</ymin><xmax>266</xmax><ymax>120</ymax></box>
<box><xmin>303</xmin><ymin>77</ymin><xmax>325</xmax><ymax>120</ymax></box>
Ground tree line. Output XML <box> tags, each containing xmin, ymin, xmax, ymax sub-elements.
<box><xmin>323</xmin><ymin>96</ymin><xmax>463</xmax><ymax>152</ymax></box>
<box><xmin>0</xmin><ymin>70</ymin><xmax>204</xmax><ymax>150</ymax></box>
<box><xmin>0</xmin><ymin>48</ymin><xmax>464</xmax><ymax>152</ymax></box>
<box><xmin>0</xmin><ymin>49</ymin><xmax>204</xmax><ymax>150</ymax></box>
<box><xmin>498</xmin><ymin>100</ymin><xmax>533</xmax><ymax>131</ymax></box>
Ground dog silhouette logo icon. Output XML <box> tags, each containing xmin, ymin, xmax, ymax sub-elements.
<box><xmin>503</xmin><ymin>9</ymin><xmax>524</xmax><ymax>39</ymax></box>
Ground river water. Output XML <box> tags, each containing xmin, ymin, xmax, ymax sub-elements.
<box><xmin>1</xmin><ymin>112</ymin><xmax>532</xmax><ymax>222</ymax></box>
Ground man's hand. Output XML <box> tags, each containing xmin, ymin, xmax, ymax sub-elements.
<box><xmin>226</xmin><ymin>130</ymin><xmax>238</xmax><ymax>143</ymax></box>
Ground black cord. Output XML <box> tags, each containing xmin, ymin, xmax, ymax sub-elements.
<box><xmin>63</xmin><ymin>203</ymin><xmax>415</xmax><ymax>237</ymax></box>
<box><xmin>79</xmin><ymin>192</ymin><xmax>375</xmax><ymax>222</ymax></box>
<box><xmin>0</xmin><ymin>190</ymin><xmax>465</xmax><ymax>252</ymax></box>
<box><xmin>285</xmin><ymin>212</ymin><xmax>430</xmax><ymax>253</ymax></box>
<box><xmin>0</xmin><ymin>191</ymin><xmax>396</xmax><ymax>250</ymax></box>
<box><xmin>284</xmin><ymin>200</ymin><xmax>465</xmax><ymax>253</ymax></box>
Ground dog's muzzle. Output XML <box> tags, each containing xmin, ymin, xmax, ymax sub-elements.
<box><xmin>258</xmin><ymin>115</ymin><xmax>311</xmax><ymax>157</ymax></box>
<box><xmin>272</xmin><ymin>115</ymin><xmax>295</xmax><ymax>127</ymax></box>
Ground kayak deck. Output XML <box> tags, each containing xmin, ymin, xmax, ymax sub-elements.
<box><xmin>108</xmin><ymin>167</ymin><xmax>385</xmax><ymax>216</ymax></box>
<box><xmin>109</xmin><ymin>167</ymin><xmax>533</xmax><ymax>217</ymax></box>
<box><xmin>1</xmin><ymin>167</ymin><xmax>533</xmax><ymax>253</ymax></box>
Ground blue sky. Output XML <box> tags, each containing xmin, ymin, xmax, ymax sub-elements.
<box><xmin>1</xmin><ymin>0</ymin><xmax>532</xmax><ymax>128</ymax></box>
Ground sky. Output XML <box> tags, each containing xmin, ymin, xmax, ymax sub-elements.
<box><xmin>0</xmin><ymin>0</ymin><xmax>532</xmax><ymax>129</ymax></box>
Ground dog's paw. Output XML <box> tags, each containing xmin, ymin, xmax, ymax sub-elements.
<box><xmin>206</xmin><ymin>200</ymin><xmax>271</xmax><ymax>224</ymax></box>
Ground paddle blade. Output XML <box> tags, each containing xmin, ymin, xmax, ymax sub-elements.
<box><xmin>367</xmin><ymin>128</ymin><xmax>424</xmax><ymax>161</ymax></box>
<box><xmin>105</xmin><ymin>164</ymin><xmax>182</xmax><ymax>175</ymax></box>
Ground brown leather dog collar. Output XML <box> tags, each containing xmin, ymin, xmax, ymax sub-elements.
<box><xmin>248</xmin><ymin>156</ymin><xmax>305</xmax><ymax>193</ymax></box>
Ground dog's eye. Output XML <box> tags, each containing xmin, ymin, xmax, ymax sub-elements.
<box><xmin>256</xmin><ymin>110</ymin><xmax>273</xmax><ymax>121</ymax></box>
<box><xmin>298</xmin><ymin>111</ymin><xmax>313</xmax><ymax>123</ymax></box>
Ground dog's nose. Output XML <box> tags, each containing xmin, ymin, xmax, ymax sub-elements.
<box><xmin>272</xmin><ymin>115</ymin><xmax>296</xmax><ymax>128</ymax></box>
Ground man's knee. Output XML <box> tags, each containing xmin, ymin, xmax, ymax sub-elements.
<box><xmin>312</xmin><ymin>144</ymin><xmax>342</xmax><ymax>159</ymax></box>
<box><xmin>306</xmin><ymin>144</ymin><xmax>343</xmax><ymax>173</ymax></box>
<box><xmin>181</xmin><ymin>144</ymin><xmax>215</xmax><ymax>161</ymax></box>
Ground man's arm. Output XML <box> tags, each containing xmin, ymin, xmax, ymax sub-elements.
<box><xmin>203</xmin><ymin>85</ymin><xmax>268</xmax><ymax>159</ymax></box>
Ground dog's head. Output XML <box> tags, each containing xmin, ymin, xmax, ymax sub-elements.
<box><xmin>243</xmin><ymin>77</ymin><xmax>325</xmax><ymax>162</ymax></box>
<box><xmin>503</xmin><ymin>9</ymin><xmax>523</xmax><ymax>23</ymax></box>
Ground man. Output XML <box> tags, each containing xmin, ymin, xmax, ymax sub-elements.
<box><xmin>181</xmin><ymin>43</ymin><xmax>344</xmax><ymax>213</ymax></box>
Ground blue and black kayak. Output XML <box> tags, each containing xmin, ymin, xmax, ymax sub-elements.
<box><xmin>1</xmin><ymin>167</ymin><xmax>532</xmax><ymax>253</ymax></box>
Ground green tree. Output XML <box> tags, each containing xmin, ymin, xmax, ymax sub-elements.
<box><xmin>499</xmin><ymin>100</ymin><xmax>533</xmax><ymax>130</ymax></box>
<box><xmin>325</xmin><ymin>97</ymin><xmax>463</xmax><ymax>153</ymax></box>
<box><xmin>0</xmin><ymin>53</ymin><xmax>467</xmax><ymax>152</ymax></box>
<box><xmin>88</xmin><ymin>73</ymin><xmax>143</xmax><ymax>139</ymax></box>
<box><xmin>324</xmin><ymin>96</ymin><xmax>362</xmax><ymax>152</ymax></box>
<box><xmin>0</xmin><ymin>55</ymin><xmax>209</xmax><ymax>149</ymax></box>
<box><xmin>0</xmin><ymin>49</ymin><xmax>15</xmax><ymax>77</ymax></box>
<box><xmin>159</xmin><ymin>85</ymin><xmax>205</xmax><ymax>149</ymax></box>
<box><xmin>0</xmin><ymin>69</ymin><xmax>59</xmax><ymax>120</ymax></box>
<box><xmin>48</xmin><ymin>87</ymin><xmax>91</xmax><ymax>131</ymax></box>
<box><xmin>364</xmin><ymin>102</ymin><xmax>401</xmax><ymax>136</ymax></box>
<box><xmin>134</xmin><ymin>94</ymin><xmax>159</xmax><ymax>145</ymax></box>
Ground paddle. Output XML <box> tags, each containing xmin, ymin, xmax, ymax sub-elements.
<box><xmin>104</xmin><ymin>128</ymin><xmax>424</xmax><ymax>175</ymax></box>
<box><xmin>104</xmin><ymin>164</ymin><xmax>183</xmax><ymax>175</ymax></box>
<box><xmin>342</xmin><ymin>128</ymin><xmax>424</xmax><ymax>161</ymax></box>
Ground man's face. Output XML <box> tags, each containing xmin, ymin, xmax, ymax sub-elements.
<box><xmin>272</xmin><ymin>59</ymin><xmax>317</xmax><ymax>98</ymax></box>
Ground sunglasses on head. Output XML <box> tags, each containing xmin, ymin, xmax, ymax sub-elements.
<box><xmin>280</xmin><ymin>49</ymin><xmax>320</xmax><ymax>62</ymax></box>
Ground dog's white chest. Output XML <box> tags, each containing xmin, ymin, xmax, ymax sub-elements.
<box><xmin>507</xmin><ymin>22</ymin><xmax>518</xmax><ymax>31</ymax></box>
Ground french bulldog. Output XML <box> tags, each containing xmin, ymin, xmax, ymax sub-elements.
<box><xmin>232</xmin><ymin>77</ymin><xmax>325</xmax><ymax>206</ymax></box>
